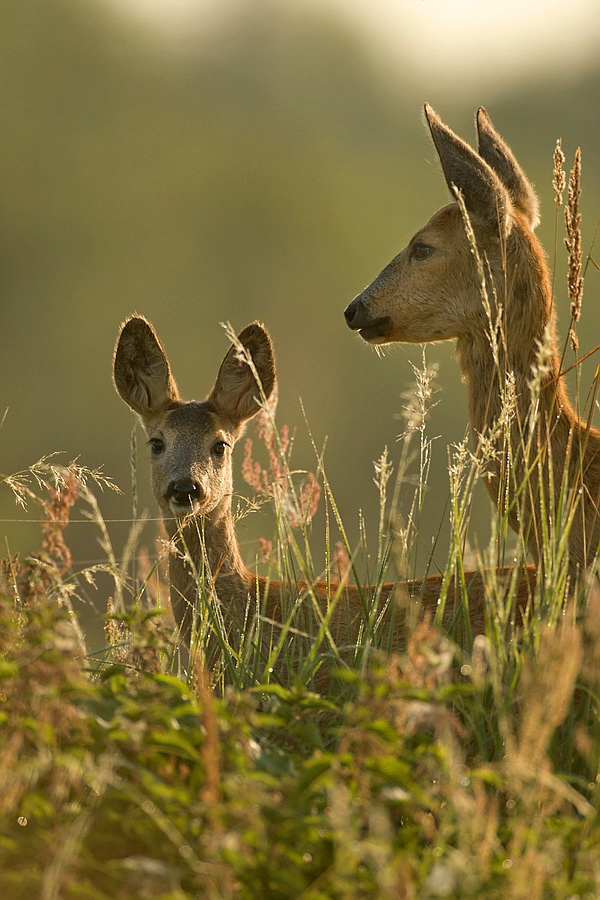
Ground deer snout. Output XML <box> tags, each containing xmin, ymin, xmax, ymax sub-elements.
<box><xmin>344</xmin><ymin>296</ymin><xmax>369</xmax><ymax>330</ymax></box>
<box><xmin>344</xmin><ymin>294</ymin><xmax>392</xmax><ymax>342</ymax></box>
<box><xmin>165</xmin><ymin>478</ymin><xmax>206</xmax><ymax>511</ymax></box>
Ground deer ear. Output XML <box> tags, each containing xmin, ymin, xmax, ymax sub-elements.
<box><xmin>208</xmin><ymin>323</ymin><xmax>276</xmax><ymax>425</ymax></box>
<box><xmin>424</xmin><ymin>103</ymin><xmax>509</xmax><ymax>235</ymax></box>
<box><xmin>476</xmin><ymin>107</ymin><xmax>539</xmax><ymax>229</ymax></box>
<box><xmin>113</xmin><ymin>316</ymin><xmax>180</xmax><ymax>418</ymax></box>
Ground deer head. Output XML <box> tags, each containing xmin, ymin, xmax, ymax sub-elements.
<box><xmin>344</xmin><ymin>104</ymin><xmax>541</xmax><ymax>346</ymax></box>
<box><xmin>113</xmin><ymin>316</ymin><xmax>276</xmax><ymax>527</ymax></box>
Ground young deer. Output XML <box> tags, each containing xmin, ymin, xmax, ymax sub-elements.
<box><xmin>114</xmin><ymin>316</ymin><xmax>535</xmax><ymax>683</ymax></box>
<box><xmin>345</xmin><ymin>105</ymin><xmax>600</xmax><ymax>583</ymax></box>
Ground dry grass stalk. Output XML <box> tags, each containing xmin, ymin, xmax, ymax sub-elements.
<box><xmin>13</xmin><ymin>474</ymin><xmax>79</xmax><ymax>604</ymax></box>
<box><xmin>41</xmin><ymin>473</ymin><xmax>79</xmax><ymax>573</ymax></box>
<box><xmin>242</xmin><ymin>394</ymin><xmax>322</xmax><ymax>530</ymax></box>
<box><xmin>136</xmin><ymin>542</ymin><xmax>169</xmax><ymax>609</ymax></box>
<box><xmin>565</xmin><ymin>148</ymin><xmax>583</xmax><ymax>337</ymax></box>
<box><xmin>552</xmin><ymin>138</ymin><xmax>565</xmax><ymax>207</ymax></box>
<box><xmin>454</xmin><ymin>186</ymin><xmax>503</xmax><ymax>371</ymax></box>
<box><xmin>514</xmin><ymin>622</ymin><xmax>583</xmax><ymax>771</ymax></box>
<box><xmin>104</xmin><ymin>595</ymin><xmax>130</xmax><ymax>663</ymax></box>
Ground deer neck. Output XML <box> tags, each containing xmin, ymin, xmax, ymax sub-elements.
<box><xmin>165</xmin><ymin>498</ymin><xmax>254</xmax><ymax>631</ymax></box>
<box><xmin>454</xmin><ymin>233</ymin><xmax>600</xmax><ymax>579</ymax></box>
<box><xmin>456</xmin><ymin>227</ymin><xmax>572</xmax><ymax>444</ymax></box>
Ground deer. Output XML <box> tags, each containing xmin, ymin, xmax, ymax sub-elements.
<box><xmin>113</xmin><ymin>315</ymin><xmax>536</xmax><ymax>686</ymax></box>
<box><xmin>344</xmin><ymin>105</ymin><xmax>600</xmax><ymax>585</ymax></box>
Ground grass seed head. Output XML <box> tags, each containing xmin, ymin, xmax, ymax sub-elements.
<box><xmin>552</xmin><ymin>138</ymin><xmax>565</xmax><ymax>207</ymax></box>
<box><xmin>565</xmin><ymin>147</ymin><xmax>583</xmax><ymax>327</ymax></box>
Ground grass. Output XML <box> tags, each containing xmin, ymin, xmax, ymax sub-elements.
<box><xmin>1</xmin><ymin>415</ymin><xmax>598</xmax><ymax>898</ymax></box>
<box><xmin>0</xmin><ymin>150</ymin><xmax>599</xmax><ymax>899</ymax></box>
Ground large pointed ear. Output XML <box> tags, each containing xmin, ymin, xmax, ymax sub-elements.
<box><xmin>113</xmin><ymin>316</ymin><xmax>180</xmax><ymax>418</ymax></box>
<box><xmin>424</xmin><ymin>103</ymin><xmax>509</xmax><ymax>235</ymax></box>
<box><xmin>476</xmin><ymin>107</ymin><xmax>539</xmax><ymax>229</ymax></box>
<box><xmin>208</xmin><ymin>323</ymin><xmax>276</xmax><ymax>426</ymax></box>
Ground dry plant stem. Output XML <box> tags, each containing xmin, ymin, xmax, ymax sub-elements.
<box><xmin>113</xmin><ymin>316</ymin><xmax>537</xmax><ymax>687</ymax></box>
<box><xmin>550</xmin><ymin>138</ymin><xmax>566</xmax><ymax>303</ymax></box>
<box><xmin>565</xmin><ymin>148</ymin><xmax>583</xmax><ymax>330</ymax></box>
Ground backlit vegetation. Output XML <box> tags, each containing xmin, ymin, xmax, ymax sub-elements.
<box><xmin>0</xmin><ymin>149</ymin><xmax>599</xmax><ymax>899</ymax></box>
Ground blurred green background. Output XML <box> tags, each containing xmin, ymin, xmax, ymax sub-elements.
<box><xmin>1</xmin><ymin>0</ymin><xmax>598</xmax><ymax>643</ymax></box>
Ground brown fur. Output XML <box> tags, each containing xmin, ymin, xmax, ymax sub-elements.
<box><xmin>345</xmin><ymin>105</ymin><xmax>600</xmax><ymax>582</ymax></box>
<box><xmin>114</xmin><ymin>316</ymin><xmax>535</xmax><ymax>683</ymax></box>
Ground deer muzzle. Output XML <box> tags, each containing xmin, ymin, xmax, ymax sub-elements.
<box><xmin>165</xmin><ymin>478</ymin><xmax>206</xmax><ymax>515</ymax></box>
<box><xmin>344</xmin><ymin>295</ymin><xmax>392</xmax><ymax>343</ymax></box>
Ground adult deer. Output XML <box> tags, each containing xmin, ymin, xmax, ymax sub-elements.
<box><xmin>345</xmin><ymin>105</ymin><xmax>600</xmax><ymax>583</ymax></box>
<box><xmin>114</xmin><ymin>316</ymin><xmax>534</xmax><ymax>684</ymax></box>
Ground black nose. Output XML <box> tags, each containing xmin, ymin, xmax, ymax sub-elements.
<box><xmin>344</xmin><ymin>297</ymin><xmax>368</xmax><ymax>330</ymax></box>
<box><xmin>165</xmin><ymin>479</ymin><xmax>204</xmax><ymax>507</ymax></box>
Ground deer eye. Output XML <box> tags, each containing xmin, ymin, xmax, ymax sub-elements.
<box><xmin>148</xmin><ymin>437</ymin><xmax>165</xmax><ymax>455</ymax></box>
<box><xmin>212</xmin><ymin>440</ymin><xmax>228</xmax><ymax>458</ymax></box>
<box><xmin>411</xmin><ymin>242</ymin><xmax>433</xmax><ymax>261</ymax></box>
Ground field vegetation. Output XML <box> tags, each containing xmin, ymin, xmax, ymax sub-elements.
<box><xmin>1</xmin><ymin>4</ymin><xmax>599</xmax><ymax>895</ymax></box>
<box><xmin>1</xmin><ymin>198</ymin><xmax>599</xmax><ymax>893</ymax></box>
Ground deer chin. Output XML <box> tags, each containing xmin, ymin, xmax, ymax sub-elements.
<box><xmin>168</xmin><ymin>498</ymin><xmax>212</xmax><ymax>520</ymax></box>
<box><xmin>358</xmin><ymin>316</ymin><xmax>393</xmax><ymax>343</ymax></box>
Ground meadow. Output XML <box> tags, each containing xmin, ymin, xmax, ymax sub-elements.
<box><xmin>1</xmin><ymin>291</ymin><xmax>599</xmax><ymax>897</ymax></box>
<box><xmin>1</xmin><ymin>71</ymin><xmax>599</xmax><ymax>898</ymax></box>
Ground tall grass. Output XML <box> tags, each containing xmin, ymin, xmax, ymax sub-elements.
<box><xmin>0</xmin><ymin>148</ymin><xmax>599</xmax><ymax>898</ymax></box>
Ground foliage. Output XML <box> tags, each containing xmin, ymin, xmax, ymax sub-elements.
<box><xmin>0</xmin><ymin>34</ymin><xmax>599</xmax><ymax>891</ymax></box>
<box><xmin>0</xmin><ymin>438</ymin><xmax>599</xmax><ymax>899</ymax></box>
